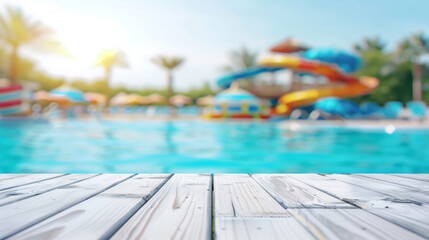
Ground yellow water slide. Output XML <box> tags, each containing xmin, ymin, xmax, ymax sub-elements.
<box><xmin>259</xmin><ymin>55</ymin><xmax>379</xmax><ymax>114</ymax></box>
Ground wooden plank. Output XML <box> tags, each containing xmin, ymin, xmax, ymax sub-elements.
<box><xmin>357</xmin><ymin>174</ymin><xmax>429</xmax><ymax>191</ymax></box>
<box><xmin>0</xmin><ymin>174</ymin><xmax>63</xmax><ymax>190</ymax></box>
<box><xmin>252</xmin><ymin>174</ymin><xmax>352</xmax><ymax>208</ymax></box>
<box><xmin>9</xmin><ymin>174</ymin><xmax>170</xmax><ymax>240</ymax></box>
<box><xmin>393</xmin><ymin>174</ymin><xmax>429</xmax><ymax>182</ymax></box>
<box><xmin>214</xmin><ymin>174</ymin><xmax>289</xmax><ymax>217</ymax></box>
<box><xmin>215</xmin><ymin>217</ymin><xmax>315</xmax><ymax>240</ymax></box>
<box><xmin>0</xmin><ymin>174</ymin><xmax>132</xmax><ymax>239</ymax></box>
<box><xmin>326</xmin><ymin>174</ymin><xmax>429</xmax><ymax>204</ymax></box>
<box><xmin>290</xmin><ymin>174</ymin><xmax>429</xmax><ymax>237</ymax></box>
<box><xmin>289</xmin><ymin>208</ymin><xmax>425</xmax><ymax>240</ymax></box>
<box><xmin>0</xmin><ymin>174</ymin><xmax>29</xmax><ymax>181</ymax></box>
<box><xmin>111</xmin><ymin>174</ymin><xmax>212</xmax><ymax>240</ymax></box>
<box><xmin>0</xmin><ymin>174</ymin><xmax>97</xmax><ymax>207</ymax></box>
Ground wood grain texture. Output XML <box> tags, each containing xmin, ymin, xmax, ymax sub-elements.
<box><xmin>214</xmin><ymin>174</ymin><xmax>289</xmax><ymax>217</ymax></box>
<box><xmin>290</xmin><ymin>174</ymin><xmax>429</xmax><ymax>238</ymax></box>
<box><xmin>111</xmin><ymin>174</ymin><xmax>212</xmax><ymax>240</ymax></box>
<box><xmin>0</xmin><ymin>174</ymin><xmax>29</xmax><ymax>181</ymax></box>
<box><xmin>215</xmin><ymin>217</ymin><xmax>315</xmax><ymax>240</ymax></box>
<box><xmin>0</xmin><ymin>174</ymin><xmax>63</xmax><ymax>190</ymax></box>
<box><xmin>357</xmin><ymin>174</ymin><xmax>429</xmax><ymax>191</ymax></box>
<box><xmin>0</xmin><ymin>174</ymin><xmax>132</xmax><ymax>239</ymax></box>
<box><xmin>289</xmin><ymin>208</ymin><xmax>425</xmax><ymax>240</ymax></box>
<box><xmin>326</xmin><ymin>174</ymin><xmax>429</xmax><ymax>204</ymax></box>
<box><xmin>392</xmin><ymin>174</ymin><xmax>429</xmax><ymax>182</ymax></box>
<box><xmin>9</xmin><ymin>174</ymin><xmax>170</xmax><ymax>240</ymax></box>
<box><xmin>0</xmin><ymin>174</ymin><xmax>96</xmax><ymax>207</ymax></box>
<box><xmin>252</xmin><ymin>174</ymin><xmax>352</xmax><ymax>208</ymax></box>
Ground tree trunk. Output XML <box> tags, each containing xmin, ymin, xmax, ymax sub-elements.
<box><xmin>412</xmin><ymin>63</ymin><xmax>423</xmax><ymax>102</ymax></box>
<box><xmin>9</xmin><ymin>45</ymin><xmax>19</xmax><ymax>84</ymax></box>
<box><xmin>104</xmin><ymin>67</ymin><xmax>112</xmax><ymax>108</ymax></box>
<box><xmin>167</xmin><ymin>70</ymin><xmax>173</xmax><ymax>107</ymax></box>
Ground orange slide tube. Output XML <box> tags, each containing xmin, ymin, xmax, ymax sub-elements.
<box><xmin>258</xmin><ymin>55</ymin><xmax>379</xmax><ymax>114</ymax></box>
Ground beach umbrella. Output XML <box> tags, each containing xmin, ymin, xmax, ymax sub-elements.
<box><xmin>110</xmin><ymin>92</ymin><xmax>129</xmax><ymax>106</ymax></box>
<box><xmin>302</xmin><ymin>48</ymin><xmax>362</xmax><ymax>72</ymax></box>
<box><xmin>146</xmin><ymin>93</ymin><xmax>166</xmax><ymax>104</ymax></box>
<box><xmin>110</xmin><ymin>93</ymin><xmax>148</xmax><ymax>106</ymax></box>
<box><xmin>270</xmin><ymin>38</ymin><xmax>309</xmax><ymax>53</ymax></box>
<box><xmin>170</xmin><ymin>95</ymin><xmax>192</xmax><ymax>106</ymax></box>
<box><xmin>196</xmin><ymin>95</ymin><xmax>214</xmax><ymax>106</ymax></box>
<box><xmin>127</xmin><ymin>94</ymin><xmax>148</xmax><ymax>105</ymax></box>
<box><xmin>314</xmin><ymin>97</ymin><xmax>360</xmax><ymax>117</ymax></box>
<box><xmin>50</xmin><ymin>85</ymin><xmax>87</xmax><ymax>103</ymax></box>
<box><xmin>34</xmin><ymin>90</ymin><xmax>72</xmax><ymax>106</ymax></box>
<box><xmin>85</xmin><ymin>92</ymin><xmax>108</xmax><ymax>106</ymax></box>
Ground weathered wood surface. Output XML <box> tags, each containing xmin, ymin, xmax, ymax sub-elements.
<box><xmin>10</xmin><ymin>174</ymin><xmax>170</xmax><ymax>240</ymax></box>
<box><xmin>215</xmin><ymin>217</ymin><xmax>315</xmax><ymax>240</ymax></box>
<box><xmin>252</xmin><ymin>174</ymin><xmax>352</xmax><ymax>208</ymax></box>
<box><xmin>289</xmin><ymin>209</ymin><xmax>425</xmax><ymax>240</ymax></box>
<box><xmin>0</xmin><ymin>174</ymin><xmax>132</xmax><ymax>239</ymax></box>
<box><xmin>326</xmin><ymin>174</ymin><xmax>429</xmax><ymax>204</ymax></box>
<box><xmin>290</xmin><ymin>174</ymin><xmax>429</xmax><ymax>238</ymax></box>
<box><xmin>214</xmin><ymin>174</ymin><xmax>289</xmax><ymax>217</ymax></box>
<box><xmin>393</xmin><ymin>174</ymin><xmax>429</xmax><ymax>182</ymax></box>
<box><xmin>359</xmin><ymin>174</ymin><xmax>429</xmax><ymax>190</ymax></box>
<box><xmin>0</xmin><ymin>174</ymin><xmax>97</xmax><ymax>207</ymax></box>
<box><xmin>111</xmin><ymin>174</ymin><xmax>212</xmax><ymax>240</ymax></box>
<box><xmin>0</xmin><ymin>174</ymin><xmax>428</xmax><ymax>240</ymax></box>
<box><xmin>0</xmin><ymin>174</ymin><xmax>63</xmax><ymax>190</ymax></box>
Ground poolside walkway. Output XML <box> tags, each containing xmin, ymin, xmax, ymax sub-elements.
<box><xmin>0</xmin><ymin>174</ymin><xmax>428</xmax><ymax>239</ymax></box>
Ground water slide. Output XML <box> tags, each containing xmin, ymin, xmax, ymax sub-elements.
<box><xmin>216</xmin><ymin>67</ymin><xmax>283</xmax><ymax>89</ymax></box>
<box><xmin>258</xmin><ymin>55</ymin><xmax>379</xmax><ymax>114</ymax></box>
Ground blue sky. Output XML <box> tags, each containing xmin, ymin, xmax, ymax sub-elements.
<box><xmin>2</xmin><ymin>0</ymin><xmax>429</xmax><ymax>90</ymax></box>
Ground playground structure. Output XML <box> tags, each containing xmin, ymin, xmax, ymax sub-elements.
<box><xmin>212</xmin><ymin>40</ymin><xmax>380</xmax><ymax>119</ymax></box>
<box><xmin>203</xmin><ymin>83</ymin><xmax>271</xmax><ymax>119</ymax></box>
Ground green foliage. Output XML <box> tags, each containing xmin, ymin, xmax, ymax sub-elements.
<box><xmin>223</xmin><ymin>46</ymin><xmax>258</xmax><ymax>72</ymax></box>
<box><xmin>352</xmin><ymin>34</ymin><xmax>429</xmax><ymax>105</ymax></box>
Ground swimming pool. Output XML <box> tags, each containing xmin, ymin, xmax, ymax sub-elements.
<box><xmin>1</xmin><ymin>119</ymin><xmax>428</xmax><ymax>173</ymax></box>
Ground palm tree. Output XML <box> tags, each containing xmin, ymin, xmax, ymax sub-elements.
<box><xmin>0</xmin><ymin>6</ymin><xmax>61</xmax><ymax>83</ymax></box>
<box><xmin>222</xmin><ymin>46</ymin><xmax>263</xmax><ymax>86</ymax></box>
<box><xmin>96</xmin><ymin>49</ymin><xmax>128</xmax><ymax>96</ymax></box>
<box><xmin>354</xmin><ymin>37</ymin><xmax>386</xmax><ymax>53</ymax></box>
<box><xmin>151</xmin><ymin>55</ymin><xmax>184</xmax><ymax>106</ymax></box>
<box><xmin>223</xmin><ymin>46</ymin><xmax>258</xmax><ymax>72</ymax></box>
<box><xmin>392</xmin><ymin>33</ymin><xmax>429</xmax><ymax>101</ymax></box>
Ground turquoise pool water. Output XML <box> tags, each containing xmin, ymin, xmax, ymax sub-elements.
<box><xmin>1</xmin><ymin>119</ymin><xmax>428</xmax><ymax>173</ymax></box>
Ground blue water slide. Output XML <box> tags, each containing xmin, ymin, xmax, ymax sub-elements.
<box><xmin>216</xmin><ymin>67</ymin><xmax>283</xmax><ymax>89</ymax></box>
<box><xmin>302</xmin><ymin>48</ymin><xmax>362</xmax><ymax>73</ymax></box>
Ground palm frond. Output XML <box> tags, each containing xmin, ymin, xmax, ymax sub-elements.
<box><xmin>151</xmin><ymin>55</ymin><xmax>185</xmax><ymax>70</ymax></box>
<box><xmin>96</xmin><ymin>49</ymin><xmax>129</xmax><ymax>70</ymax></box>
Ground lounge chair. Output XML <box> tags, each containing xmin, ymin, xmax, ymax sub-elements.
<box><xmin>406</xmin><ymin>101</ymin><xmax>427</xmax><ymax>120</ymax></box>
<box><xmin>360</xmin><ymin>102</ymin><xmax>384</xmax><ymax>119</ymax></box>
<box><xmin>383</xmin><ymin>101</ymin><xmax>403</xmax><ymax>119</ymax></box>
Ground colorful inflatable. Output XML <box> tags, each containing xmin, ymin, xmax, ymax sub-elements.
<box><xmin>0</xmin><ymin>85</ymin><xmax>24</xmax><ymax>115</ymax></box>
<box><xmin>204</xmin><ymin>83</ymin><xmax>271</xmax><ymax>119</ymax></box>
<box><xmin>258</xmin><ymin>55</ymin><xmax>379</xmax><ymax>114</ymax></box>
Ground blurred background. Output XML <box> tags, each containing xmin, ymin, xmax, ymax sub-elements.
<box><xmin>0</xmin><ymin>0</ymin><xmax>428</xmax><ymax>104</ymax></box>
<box><xmin>1</xmin><ymin>0</ymin><xmax>429</xmax><ymax>174</ymax></box>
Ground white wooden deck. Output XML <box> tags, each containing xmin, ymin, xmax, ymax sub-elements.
<box><xmin>0</xmin><ymin>174</ymin><xmax>428</xmax><ymax>239</ymax></box>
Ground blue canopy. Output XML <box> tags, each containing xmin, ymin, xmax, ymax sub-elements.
<box><xmin>314</xmin><ymin>98</ymin><xmax>360</xmax><ymax>117</ymax></box>
<box><xmin>302</xmin><ymin>48</ymin><xmax>362</xmax><ymax>73</ymax></box>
